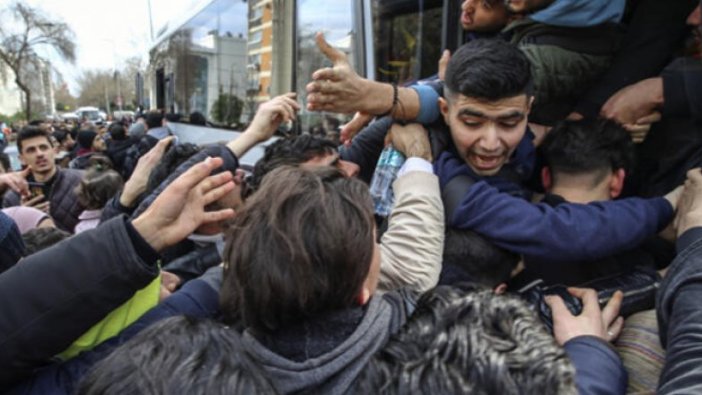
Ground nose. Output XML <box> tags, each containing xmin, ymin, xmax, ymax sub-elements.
<box><xmin>688</xmin><ymin>5</ymin><xmax>701</xmax><ymax>27</ymax></box>
<box><xmin>462</xmin><ymin>0</ymin><xmax>475</xmax><ymax>11</ymax></box>
<box><xmin>478</xmin><ymin>125</ymin><xmax>501</xmax><ymax>152</ymax></box>
<box><xmin>338</xmin><ymin>159</ymin><xmax>360</xmax><ymax>178</ymax></box>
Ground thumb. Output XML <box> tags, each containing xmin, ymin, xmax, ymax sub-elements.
<box><xmin>340</xmin><ymin>112</ymin><xmax>372</xmax><ymax>144</ymax></box>
<box><xmin>315</xmin><ymin>32</ymin><xmax>347</xmax><ymax>65</ymax></box>
<box><xmin>438</xmin><ymin>50</ymin><xmax>451</xmax><ymax>81</ymax></box>
<box><xmin>544</xmin><ymin>295</ymin><xmax>574</xmax><ymax>321</ymax></box>
<box><xmin>20</xmin><ymin>167</ymin><xmax>31</xmax><ymax>178</ymax></box>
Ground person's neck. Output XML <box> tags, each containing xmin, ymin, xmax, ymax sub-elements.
<box><xmin>549</xmin><ymin>184</ymin><xmax>609</xmax><ymax>204</ymax></box>
<box><xmin>33</xmin><ymin>166</ymin><xmax>57</xmax><ymax>183</ymax></box>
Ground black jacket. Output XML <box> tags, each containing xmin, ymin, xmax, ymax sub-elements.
<box><xmin>0</xmin><ymin>216</ymin><xmax>160</xmax><ymax>387</ymax></box>
<box><xmin>2</xmin><ymin>169</ymin><xmax>85</xmax><ymax>233</ymax></box>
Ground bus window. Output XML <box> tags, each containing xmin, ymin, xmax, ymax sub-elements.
<box><xmin>296</xmin><ymin>0</ymin><xmax>357</xmax><ymax>139</ymax></box>
<box><xmin>149</xmin><ymin>0</ymin><xmax>249</xmax><ymax>125</ymax></box>
<box><xmin>371</xmin><ymin>0</ymin><xmax>444</xmax><ymax>85</ymax></box>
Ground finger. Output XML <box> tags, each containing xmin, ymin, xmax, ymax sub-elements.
<box><xmin>601</xmin><ymin>290</ymin><xmax>623</xmax><ymax>326</ymax></box>
<box><xmin>311</xmin><ymin>68</ymin><xmax>342</xmax><ymax>83</ymax></box>
<box><xmin>340</xmin><ymin>112</ymin><xmax>372</xmax><ymax>143</ymax></box>
<box><xmin>200</xmin><ymin>179</ymin><xmax>236</xmax><ymax>207</ymax></box>
<box><xmin>20</xmin><ymin>167</ymin><xmax>31</xmax><ymax>178</ymax></box>
<box><xmin>607</xmin><ymin>316</ymin><xmax>624</xmax><ymax>341</ymax></box>
<box><xmin>384</xmin><ymin>130</ymin><xmax>393</xmax><ymax>147</ymax></box>
<box><xmin>315</xmin><ymin>32</ymin><xmax>348</xmax><ymax>65</ymax></box>
<box><xmin>170</xmin><ymin>156</ymin><xmax>225</xmax><ymax>193</ymax></box>
<box><xmin>24</xmin><ymin>194</ymin><xmax>46</xmax><ymax>206</ymax></box>
<box><xmin>279</xmin><ymin>95</ymin><xmax>301</xmax><ymax>111</ymax></box>
<box><xmin>636</xmin><ymin>111</ymin><xmax>662</xmax><ymax>125</ymax></box>
<box><xmin>567</xmin><ymin>287</ymin><xmax>600</xmax><ymax>316</ymax></box>
<box><xmin>544</xmin><ymin>295</ymin><xmax>574</xmax><ymax>320</ymax></box>
<box><xmin>307</xmin><ymin>93</ymin><xmax>335</xmax><ymax>106</ymax></box>
<box><xmin>36</xmin><ymin>202</ymin><xmax>50</xmax><ymax>213</ymax></box>
<box><xmin>307</xmin><ymin>79</ymin><xmax>341</xmax><ymax>94</ymax></box>
<box><xmin>202</xmin><ymin>208</ymin><xmax>236</xmax><ymax>224</ymax></box>
<box><xmin>438</xmin><ymin>49</ymin><xmax>450</xmax><ymax>81</ymax></box>
<box><xmin>279</xmin><ymin>101</ymin><xmax>298</xmax><ymax>121</ymax></box>
<box><xmin>9</xmin><ymin>177</ymin><xmax>29</xmax><ymax>195</ymax></box>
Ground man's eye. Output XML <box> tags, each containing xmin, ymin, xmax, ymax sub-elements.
<box><xmin>463</xmin><ymin>120</ymin><xmax>481</xmax><ymax>127</ymax></box>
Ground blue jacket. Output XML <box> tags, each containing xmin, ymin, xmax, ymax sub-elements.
<box><xmin>6</xmin><ymin>276</ymin><xmax>221</xmax><ymax>395</ymax></box>
<box><xmin>656</xmin><ymin>226</ymin><xmax>702</xmax><ymax>394</ymax></box>
<box><xmin>564</xmin><ymin>336</ymin><xmax>627</xmax><ymax>394</ymax></box>
<box><xmin>435</xmin><ymin>147</ymin><xmax>673</xmax><ymax>264</ymax></box>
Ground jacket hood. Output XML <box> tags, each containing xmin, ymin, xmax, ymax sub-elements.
<box><xmin>241</xmin><ymin>296</ymin><xmax>399</xmax><ymax>394</ymax></box>
<box><xmin>530</xmin><ymin>0</ymin><xmax>626</xmax><ymax>27</ymax></box>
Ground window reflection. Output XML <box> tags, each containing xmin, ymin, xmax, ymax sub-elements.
<box><xmin>149</xmin><ymin>0</ymin><xmax>248</xmax><ymax>126</ymax></box>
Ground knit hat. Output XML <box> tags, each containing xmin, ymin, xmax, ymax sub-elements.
<box><xmin>77</xmin><ymin>130</ymin><xmax>98</xmax><ymax>150</ymax></box>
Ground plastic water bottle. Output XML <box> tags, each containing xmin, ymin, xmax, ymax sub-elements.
<box><xmin>369</xmin><ymin>145</ymin><xmax>406</xmax><ymax>217</ymax></box>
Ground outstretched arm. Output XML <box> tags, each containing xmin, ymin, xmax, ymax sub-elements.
<box><xmin>451</xmin><ymin>181</ymin><xmax>674</xmax><ymax>263</ymax></box>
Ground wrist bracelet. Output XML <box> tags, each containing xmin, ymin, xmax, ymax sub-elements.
<box><xmin>380</xmin><ymin>83</ymin><xmax>398</xmax><ymax>117</ymax></box>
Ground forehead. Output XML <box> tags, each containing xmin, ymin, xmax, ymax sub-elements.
<box><xmin>300</xmin><ymin>152</ymin><xmax>338</xmax><ymax>169</ymax></box>
<box><xmin>450</xmin><ymin>94</ymin><xmax>530</xmax><ymax>115</ymax></box>
<box><xmin>21</xmin><ymin>136</ymin><xmax>52</xmax><ymax>150</ymax></box>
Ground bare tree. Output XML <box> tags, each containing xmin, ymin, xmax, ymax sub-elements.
<box><xmin>0</xmin><ymin>3</ymin><xmax>76</xmax><ymax>120</ymax></box>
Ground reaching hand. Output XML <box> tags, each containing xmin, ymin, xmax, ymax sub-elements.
<box><xmin>21</xmin><ymin>193</ymin><xmax>50</xmax><ymax>213</ymax></box>
<box><xmin>601</xmin><ymin>78</ymin><xmax>664</xmax><ymax>125</ymax></box>
<box><xmin>0</xmin><ymin>167</ymin><xmax>30</xmax><ymax>197</ymax></box>
<box><xmin>545</xmin><ymin>287</ymin><xmax>624</xmax><ymax>345</ymax></box>
<box><xmin>622</xmin><ymin>112</ymin><xmax>661</xmax><ymax>144</ymax></box>
<box><xmin>387</xmin><ymin>123</ymin><xmax>432</xmax><ymax>162</ymax></box>
<box><xmin>120</xmin><ymin>136</ymin><xmax>175</xmax><ymax>208</ymax></box>
<box><xmin>340</xmin><ymin>112</ymin><xmax>373</xmax><ymax>146</ymax></box>
<box><xmin>246</xmin><ymin>92</ymin><xmax>300</xmax><ymax>142</ymax></box>
<box><xmin>306</xmin><ymin>32</ymin><xmax>392</xmax><ymax>115</ymax></box>
<box><xmin>674</xmin><ymin>168</ymin><xmax>702</xmax><ymax>238</ymax></box>
<box><xmin>131</xmin><ymin>156</ymin><xmax>236</xmax><ymax>252</ymax></box>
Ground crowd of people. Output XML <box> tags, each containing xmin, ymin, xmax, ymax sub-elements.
<box><xmin>0</xmin><ymin>0</ymin><xmax>701</xmax><ymax>393</ymax></box>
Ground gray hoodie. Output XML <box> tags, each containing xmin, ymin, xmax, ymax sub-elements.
<box><xmin>242</xmin><ymin>291</ymin><xmax>414</xmax><ymax>394</ymax></box>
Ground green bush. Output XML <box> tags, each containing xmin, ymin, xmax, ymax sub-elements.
<box><xmin>210</xmin><ymin>94</ymin><xmax>243</xmax><ymax>126</ymax></box>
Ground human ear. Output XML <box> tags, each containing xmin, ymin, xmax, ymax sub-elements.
<box><xmin>609</xmin><ymin>168</ymin><xmax>626</xmax><ymax>199</ymax></box>
<box><xmin>439</xmin><ymin>97</ymin><xmax>450</xmax><ymax>125</ymax></box>
<box><xmin>358</xmin><ymin>288</ymin><xmax>371</xmax><ymax>305</ymax></box>
<box><xmin>541</xmin><ymin>166</ymin><xmax>552</xmax><ymax>191</ymax></box>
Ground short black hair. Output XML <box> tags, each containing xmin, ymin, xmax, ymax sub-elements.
<box><xmin>189</xmin><ymin>111</ymin><xmax>207</xmax><ymax>126</ymax></box>
<box><xmin>17</xmin><ymin>126</ymin><xmax>51</xmax><ymax>153</ymax></box>
<box><xmin>221</xmin><ymin>166</ymin><xmax>375</xmax><ymax>332</ymax></box>
<box><xmin>249</xmin><ymin>134</ymin><xmax>337</xmax><ymax>192</ymax></box>
<box><xmin>444</xmin><ymin>39</ymin><xmax>532</xmax><ymax>101</ymax></box>
<box><xmin>355</xmin><ymin>284</ymin><xmax>576</xmax><ymax>394</ymax></box>
<box><xmin>145</xmin><ymin>111</ymin><xmax>164</xmax><ymax>129</ymax></box>
<box><xmin>22</xmin><ymin>227</ymin><xmax>71</xmax><ymax>256</ymax></box>
<box><xmin>108</xmin><ymin>122</ymin><xmax>128</xmax><ymax>140</ymax></box>
<box><xmin>78</xmin><ymin>316</ymin><xmax>276</xmax><ymax>395</ymax></box>
<box><xmin>439</xmin><ymin>228</ymin><xmax>520</xmax><ymax>287</ymax></box>
<box><xmin>540</xmin><ymin>119</ymin><xmax>635</xmax><ymax>186</ymax></box>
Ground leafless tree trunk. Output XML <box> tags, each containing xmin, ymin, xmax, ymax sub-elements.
<box><xmin>0</xmin><ymin>2</ymin><xmax>76</xmax><ymax>120</ymax></box>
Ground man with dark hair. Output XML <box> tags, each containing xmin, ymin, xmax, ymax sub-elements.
<box><xmin>355</xmin><ymin>284</ymin><xmax>627</xmax><ymax>394</ymax></box>
<box><xmin>439</xmin><ymin>228</ymin><xmax>520</xmax><ymax>292</ymax></box>
<box><xmin>22</xmin><ymin>227</ymin><xmax>71</xmax><ymax>255</ymax></box>
<box><xmin>105</xmin><ymin>122</ymin><xmax>138</xmax><ymax>173</ymax></box>
<box><xmin>77</xmin><ymin>316</ymin><xmax>276</xmax><ymax>395</ymax></box>
<box><xmin>2</xmin><ymin>127</ymin><xmax>84</xmax><ymax>233</ymax></box>
<box><xmin>540</xmin><ymin>119</ymin><xmax>634</xmax><ymax>204</ymax></box>
<box><xmin>249</xmin><ymin>134</ymin><xmax>359</xmax><ymax>191</ymax></box>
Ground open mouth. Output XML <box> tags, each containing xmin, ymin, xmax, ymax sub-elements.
<box><xmin>461</xmin><ymin>11</ymin><xmax>473</xmax><ymax>26</ymax></box>
<box><xmin>471</xmin><ymin>154</ymin><xmax>503</xmax><ymax>171</ymax></box>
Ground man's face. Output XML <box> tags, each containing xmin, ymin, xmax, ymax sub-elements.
<box><xmin>461</xmin><ymin>0</ymin><xmax>510</xmax><ymax>32</ymax></box>
<box><xmin>301</xmin><ymin>152</ymin><xmax>361</xmax><ymax>178</ymax></box>
<box><xmin>92</xmin><ymin>135</ymin><xmax>107</xmax><ymax>152</ymax></box>
<box><xmin>19</xmin><ymin>136</ymin><xmax>56</xmax><ymax>176</ymax></box>
<box><xmin>440</xmin><ymin>93</ymin><xmax>531</xmax><ymax>176</ymax></box>
<box><xmin>504</xmin><ymin>0</ymin><xmax>554</xmax><ymax>14</ymax></box>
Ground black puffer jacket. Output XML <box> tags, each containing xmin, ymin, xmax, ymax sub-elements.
<box><xmin>2</xmin><ymin>168</ymin><xmax>85</xmax><ymax>233</ymax></box>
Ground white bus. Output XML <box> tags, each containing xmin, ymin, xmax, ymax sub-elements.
<box><xmin>146</xmin><ymin>0</ymin><xmax>462</xmax><ymax>139</ymax></box>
